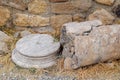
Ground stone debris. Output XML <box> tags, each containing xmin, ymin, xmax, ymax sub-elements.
<box><xmin>88</xmin><ymin>9</ymin><xmax>115</xmax><ymax>25</ymax></box>
<box><xmin>72</xmin><ymin>0</ymin><xmax>92</xmax><ymax>12</ymax></box>
<box><xmin>12</xmin><ymin>34</ymin><xmax>60</xmax><ymax>68</ymax></box>
<box><xmin>60</xmin><ymin>20</ymin><xmax>120</xmax><ymax>69</ymax></box>
<box><xmin>0</xmin><ymin>31</ymin><xmax>11</xmax><ymax>55</ymax></box>
<box><xmin>0</xmin><ymin>6</ymin><xmax>10</xmax><ymax>26</ymax></box>
<box><xmin>32</xmin><ymin>26</ymin><xmax>55</xmax><ymax>35</ymax></box>
<box><xmin>13</xmin><ymin>13</ymin><xmax>49</xmax><ymax>27</ymax></box>
<box><xmin>51</xmin><ymin>2</ymin><xmax>75</xmax><ymax>14</ymax></box>
<box><xmin>0</xmin><ymin>31</ymin><xmax>11</xmax><ymax>42</ymax></box>
<box><xmin>28</xmin><ymin>0</ymin><xmax>48</xmax><ymax>14</ymax></box>
<box><xmin>0</xmin><ymin>0</ymin><xmax>27</xmax><ymax>10</ymax></box>
<box><xmin>95</xmin><ymin>0</ymin><xmax>115</xmax><ymax>6</ymax></box>
<box><xmin>20</xmin><ymin>30</ymin><xmax>32</xmax><ymax>37</ymax></box>
<box><xmin>0</xmin><ymin>42</ymin><xmax>9</xmax><ymax>56</ymax></box>
<box><xmin>49</xmin><ymin>0</ymin><xmax>68</xmax><ymax>2</ymax></box>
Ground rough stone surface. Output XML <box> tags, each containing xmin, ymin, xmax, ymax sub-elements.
<box><xmin>72</xmin><ymin>0</ymin><xmax>92</xmax><ymax>12</ymax></box>
<box><xmin>50</xmin><ymin>15</ymin><xmax>72</xmax><ymax>36</ymax></box>
<box><xmin>0</xmin><ymin>6</ymin><xmax>10</xmax><ymax>26</ymax></box>
<box><xmin>49</xmin><ymin>0</ymin><xmax>68</xmax><ymax>2</ymax></box>
<box><xmin>12</xmin><ymin>34</ymin><xmax>60</xmax><ymax>68</ymax></box>
<box><xmin>20</xmin><ymin>30</ymin><xmax>31</xmax><ymax>37</ymax></box>
<box><xmin>73</xmin><ymin>14</ymin><xmax>85</xmax><ymax>22</ymax></box>
<box><xmin>113</xmin><ymin>4</ymin><xmax>120</xmax><ymax>18</ymax></box>
<box><xmin>61</xmin><ymin>20</ymin><xmax>102</xmax><ymax>39</ymax></box>
<box><xmin>61</xmin><ymin>20</ymin><xmax>120</xmax><ymax>69</ymax></box>
<box><xmin>64</xmin><ymin>57</ymin><xmax>73</xmax><ymax>70</ymax></box>
<box><xmin>15</xmin><ymin>26</ymin><xmax>28</xmax><ymax>31</ymax></box>
<box><xmin>0</xmin><ymin>0</ymin><xmax>27</xmax><ymax>10</ymax></box>
<box><xmin>51</xmin><ymin>2</ymin><xmax>75</xmax><ymax>14</ymax></box>
<box><xmin>50</xmin><ymin>15</ymin><xmax>72</xmax><ymax>29</ymax></box>
<box><xmin>28</xmin><ymin>0</ymin><xmax>48</xmax><ymax>14</ymax></box>
<box><xmin>32</xmin><ymin>26</ymin><xmax>55</xmax><ymax>34</ymax></box>
<box><xmin>0</xmin><ymin>42</ymin><xmax>9</xmax><ymax>55</ymax></box>
<box><xmin>75</xmin><ymin>25</ymin><xmax>120</xmax><ymax>67</ymax></box>
<box><xmin>0</xmin><ymin>31</ymin><xmax>11</xmax><ymax>55</ymax></box>
<box><xmin>0</xmin><ymin>31</ymin><xmax>11</xmax><ymax>42</ymax></box>
<box><xmin>95</xmin><ymin>0</ymin><xmax>115</xmax><ymax>6</ymax></box>
<box><xmin>88</xmin><ymin>9</ymin><xmax>115</xmax><ymax>25</ymax></box>
<box><xmin>13</xmin><ymin>13</ymin><xmax>49</xmax><ymax>27</ymax></box>
<box><xmin>61</xmin><ymin>20</ymin><xmax>102</xmax><ymax>57</ymax></box>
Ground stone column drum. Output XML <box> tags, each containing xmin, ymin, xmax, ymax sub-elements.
<box><xmin>12</xmin><ymin>34</ymin><xmax>60</xmax><ymax>68</ymax></box>
<box><xmin>60</xmin><ymin>20</ymin><xmax>120</xmax><ymax>69</ymax></box>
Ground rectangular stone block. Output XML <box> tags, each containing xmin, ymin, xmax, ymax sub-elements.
<box><xmin>0</xmin><ymin>6</ymin><xmax>10</xmax><ymax>26</ymax></box>
<box><xmin>28</xmin><ymin>0</ymin><xmax>49</xmax><ymax>14</ymax></box>
<box><xmin>13</xmin><ymin>13</ymin><xmax>49</xmax><ymax>27</ymax></box>
<box><xmin>51</xmin><ymin>2</ymin><xmax>75</xmax><ymax>14</ymax></box>
<box><xmin>50</xmin><ymin>14</ymin><xmax>72</xmax><ymax>36</ymax></box>
<box><xmin>49</xmin><ymin>0</ymin><xmax>68</xmax><ymax>2</ymax></box>
<box><xmin>0</xmin><ymin>0</ymin><xmax>27</xmax><ymax>10</ymax></box>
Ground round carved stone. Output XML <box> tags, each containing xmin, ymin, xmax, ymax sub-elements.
<box><xmin>12</xmin><ymin>34</ymin><xmax>60</xmax><ymax>68</ymax></box>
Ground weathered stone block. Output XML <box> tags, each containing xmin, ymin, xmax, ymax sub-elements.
<box><xmin>32</xmin><ymin>26</ymin><xmax>55</xmax><ymax>35</ymax></box>
<box><xmin>0</xmin><ymin>31</ymin><xmax>11</xmax><ymax>42</ymax></box>
<box><xmin>51</xmin><ymin>2</ymin><xmax>75</xmax><ymax>14</ymax></box>
<box><xmin>50</xmin><ymin>15</ymin><xmax>72</xmax><ymax>29</ymax></box>
<box><xmin>61</xmin><ymin>20</ymin><xmax>120</xmax><ymax>69</ymax></box>
<box><xmin>0</xmin><ymin>6</ymin><xmax>10</xmax><ymax>26</ymax></box>
<box><xmin>13</xmin><ymin>13</ymin><xmax>49</xmax><ymax>27</ymax></box>
<box><xmin>95</xmin><ymin>0</ymin><xmax>115</xmax><ymax>6</ymax></box>
<box><xmin>72</xmin><ymin>0</ymin><xmax>92</xmax><ymax>12</ymax></box>
<box><xmin>50</xmin><ymin>15</ymin><xmax>72</xmax><ymax>36</ymax></box>
<box><xmin>73</xmin><ymin>14</ymin><xmax>85</xmax><ymax>22</ymax></box>
<box><xmin>20</xmin><ymin>30</ymin><xmax>32</xmax><ymax>37</ymax></box>
<box><xmin>0</xmin><ymin>31</ymin><xmax>11</xmax><ymax>55</ymax></box>
<box><xmin>88</xmin><ymin>9</ymin><xmax>115</xmax><ymax>25</ymax></box>
<box><xmin>0</xmin><ymin>0</ymin><xmax>27</xmax><ymax>10</ymax></box>
<box><xmin>28</xmin><ymin>0</ymin><xmax>48</xmax><ymax>14</ymax></box>
<box><xmin>49</xmin><ymin>0</ymin><xmax>68</xmax><ymax>2</ymax></box>
<box><xmin>0</xmin><ymin>42</ymin><xmax>9</xmax><ymax>55</ymax></box>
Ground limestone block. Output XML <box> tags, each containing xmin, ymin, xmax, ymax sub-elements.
<box><xmin>28</xmin><ymin>0</ymin><xmax>48</xmax><ymax>14</ymax></box>
<box><xmin>95</xmin><ymin>0</ymin><xmax>115</xmax><ymax>6</ymax></box>
<box><xmin>88</xmin><ymin>9</ymin><xmax>115</xmax><ymax>25</ymax></box>
<box><xmin>13</xmin><ymin>13</ymin><xmax>49</xmax><ymax>27</ymax></box>
<box><xmin>51</xmin><ymin>2</ymin><xmax>75</xmax><ymax>14</ymax></box>
<box><xmin>49</xmin><ymin>0</ymin><xmax>68</xmax><ymax>2</ymax></box>
<box><xmin>0</xmin><ymin>6</ymin><xmax>10</xmax><ymax>26</ymax></box>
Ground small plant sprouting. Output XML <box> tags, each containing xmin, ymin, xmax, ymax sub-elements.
<box><xmin>54</xmin><ymin>38</ymin><xmax>59</xmax><ymax>42</ymax></box>
<box><xmin>29</xmin><ymin>67</ymin><xmax>37</xmax><ymax>74</ymax></box>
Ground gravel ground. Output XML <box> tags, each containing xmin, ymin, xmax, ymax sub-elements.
<box><xmin>0</xmin><ymin>72</ymin><xmax>77</xmax><ymax>80</ymax></box>
<box><xmin>1</xmin><ymin>55</ymin><xmax>120</xmax><ymax>80</ymax></box>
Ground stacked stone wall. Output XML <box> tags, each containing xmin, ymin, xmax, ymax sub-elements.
<box><xmin>0</xmin><ymin>0</ymin><xmax>120</xmax><ymax>37</ymax></box>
